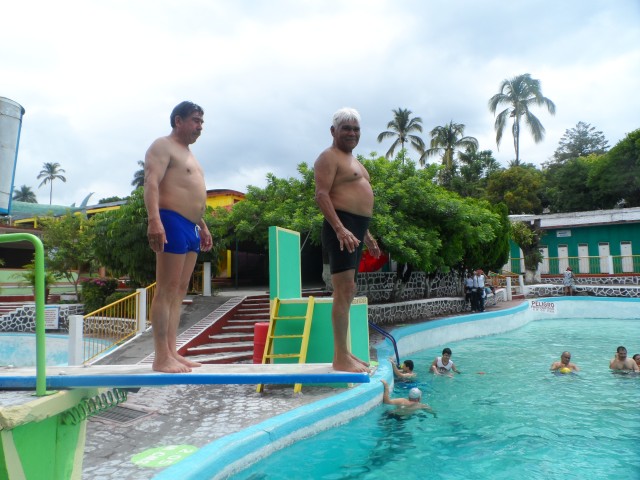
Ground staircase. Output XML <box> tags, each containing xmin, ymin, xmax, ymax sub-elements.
<box><xmin>184</xmin><ymin>294</ymin><xmax>271</xmax><ymax>364</ymax></box>
<box><xmin>182</xmin><ymin>289</ymin><xmax>331</xmax><ymax>365</ymax></box>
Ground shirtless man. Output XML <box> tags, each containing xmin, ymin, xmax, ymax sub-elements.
<box><xmin>389</xmin><ymin>357</ymin><xmax>417</xmax><ymax>380</ymax></box>
<box><xmin>609</xmin><ymin>346</ymin><xmax>639</xmax><ymax>372</ymax></box>
<box><xmin>380</xmin><ymin>379</ymin><xmax>436</xmax><ymax>417</ymax></box>
<box><xmin>144</xmin><ymin>101</ymin><xmax>213</xmax><ymax>373</ymax></box>
<box><xmin>550</xmin><ymin>351</ymin><xmax>580</xmax><ymax>372</ymax></box>
<box><xmin>314</xmin><ymin>107</ymin><xmax>381</xmax><ymax>373</ymax></box>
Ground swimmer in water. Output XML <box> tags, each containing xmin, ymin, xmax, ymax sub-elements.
<box><xmin>609</xmin><ymin>346</ymin><xmax>639</xmax><ymax>372</ymax></box>
<box><xmin>389</xmin><ymin>357</ymin><xmax>417</xmax><ymax>380</ymax></box>
<box><xmin>634</xmin><ymin>354</ymin><xmax>640</xmax><ymax>369</ymax></box>
<box><xmin>430</xmin><ymin>347</ymin><xmax>461</xmax><ymax>377</ymax></box>
<box><xmin>550</xmin><ymin>351</ymin><xmax>579</xmax><ymax>373</ymax></box>
<box><xmin>380</xmin><ymin>379</ymin><xmax>436</xmax><ymax>417</ymax></box>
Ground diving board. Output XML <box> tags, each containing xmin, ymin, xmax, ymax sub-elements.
<box><xmin>0</xmin><ymin>363</ymin><xmax>371</xmax><ymax>390</ymax></box>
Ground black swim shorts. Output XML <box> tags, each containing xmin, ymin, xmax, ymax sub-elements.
<box><xmin>322</xmin><ymin>210</ymin><xmax>371</xmax><ymax>275</ymax></box>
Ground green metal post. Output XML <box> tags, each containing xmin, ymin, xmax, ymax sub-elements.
<box><xmin>0</xmin><ymin>233</ymin><xmax>47</xmax><ymax>396</ymax></box>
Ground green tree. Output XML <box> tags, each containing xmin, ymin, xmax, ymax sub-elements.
<box><xmin>12</xmin><ymin>185</ymin><xmax>37</xmax><ymax>203</ymax></box>
<box><xmin>37</xmin><ymin>162</ymin><xmax>67</xmax><ymax>205</ymax></box>
<box><xmin>131</xmin><ymin>160</ymin><xmax>145</xmax><ymax>188</ymax></box>
<box><xmin>510</xmin><ymin>220</ymin><xmax>545</xmax><ymax>284</ymax></box>
<box><xmin>551</xmin><ymin>121</ymin><xmax>609</xmax><ymax>163</ymax></box>
<box><xmin>377</xmin><ymin>108</ymin><xmax>425</xmax><ymax>161</ymax></box>
<box><xmin>39</xmin><ymin>212</ymin><xmax>96</xmax><ymax>297</ymax></box>
<box><xmin>488</xmin><ymin>73</ymin><xmax>556</xmax><ymax>165</ymax></box>
<box><xmin>486</xmin><ymin>165</ymin><xmax>544</xmax><ymax>214</ymax></box>
<box><xmin>98</xmin><ymin>196</ymin><xmax>125</xmax><ymax>204</ymax></box>
<box><xmin>543</xmin><ymin>156</ymin><xmax>599</xmax><ymax>212</ymax></box>
<box><xmin>587</xmin><ymin>128</ymin><xmax>640</xmax><ymax>208</ymax></box>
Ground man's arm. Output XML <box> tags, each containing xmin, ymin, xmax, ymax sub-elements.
<box><xmin>197</xmin><ymin>219</ymin><xmax>213</xmax><ymax>252</ymax></box>
<box><xmin>144</xmin><ymin>138</ymin><xmax>171</xmax><ymax>252</ymax></box>
<box><xmin>380</xmin><ymin>379</ymin><xmax>403</xmax><ymax>405</ymax></box>
<box><xmin>314</xmin><ymin>152</ymin><xmax>360</xmax><ymax>254</ymax></box>
<box><xmin>550</xmin><ymin>361</ymin><xmax>560</xmax><ymax>371</ymax></box>
<box><xmin>364</xmin><ymin>230</ymin><xmax>381</xmax><ymax>258</ymax></box>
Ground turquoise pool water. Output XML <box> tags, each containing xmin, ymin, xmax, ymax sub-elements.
<box><xmin>234</xmin><ymin>318</ymin><xmax>640</xmax><ymax>479</ymax></box>
<box><xmin>0</xmin><ymin>333</ymin><xmax>94</xmax><ymax>366</ymax></box>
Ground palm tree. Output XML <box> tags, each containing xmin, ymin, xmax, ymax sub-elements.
<box><xmin>12</xmin><ymin>185</ymin><xmax>38</xmax><ymax>203</ymax></box>
<box><xmin>377</xmin><ymin>108</ymin><xmax>425</xmax><ymax>161</ymax></box>
<box><xmin>131</xmin><ymin>160</ymin><xmax>145</xmax><ymax>188</ymax></box>
<box><xmin>420</xmin><ymin>121</ymin><xmax>479</xmax><ymax>170</ymax></box>
<box><xmin>37</xmin><ymin>162</ymin><xmax>66</xmax><ymax>205</ymax></box>
<box><xmin>488</xmin><ymin>73</ymin><xmax>556</xmax><ymax>165</ymax></box>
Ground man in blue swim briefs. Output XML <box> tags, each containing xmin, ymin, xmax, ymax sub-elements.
<box><xmin>314</xmin><ymin>107</ymin><xmax>381</xmax><ymax>373</ymax></box>
<box><xmin>144</xmin><ymin>101</ymin><xmax>213</xmax><ymax>373</ymax></box>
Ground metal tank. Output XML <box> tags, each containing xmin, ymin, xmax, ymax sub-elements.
<box><xmin>0</xmin><ymin>96</ymin><xmax>25</xmax><ymax>214</ymax></box>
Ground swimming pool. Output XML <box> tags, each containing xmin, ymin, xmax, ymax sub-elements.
<box><xmin>0</xmin><ymin>333</ymin><xmax>104</xmax><ymax>366</ymax></box>
<box><xmin>154</xmin><ymin>298</ymin><xmax>640</xmax><ymax>479</ymax></box>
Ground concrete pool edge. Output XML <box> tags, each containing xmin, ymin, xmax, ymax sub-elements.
<box><xmin>153</xmin><ymin>297</ymin><xmax>640</xmax><ymax>479</ymax></box>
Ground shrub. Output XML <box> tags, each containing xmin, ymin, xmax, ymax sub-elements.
<box><xmin>81</xmin><ymin>277</ymin><xmax>119</xmax><ymax>314</ymax></box>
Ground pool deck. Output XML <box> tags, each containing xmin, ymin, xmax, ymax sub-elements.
<box><xmin>80</xmin><ymin>290</ymin><xmax>525</xmax><ymax>479</ymax></box>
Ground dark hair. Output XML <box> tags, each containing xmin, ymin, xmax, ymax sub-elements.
<box><xmin>617</xmin><ymin>346</ymin><xmax>627</xmax><ymax>354</ymax></box>
<box><xmin>403</xmin><ymin>360</ymin><xmax>414</xmax><ymax>371</ymax></box>
<box><xmin>633</xmin><ymin>354</ymin><xmax>640</xmax><ymax>361</ymax></box>
<box><xmin>170</xmin><ymin>101</ymin><xmax>204</xmax><ymax>128</ymax></box>
<box><xmin>442</xmin><ymin>347</ymin><xmax>452</xmax><ymax>355</ymax></box>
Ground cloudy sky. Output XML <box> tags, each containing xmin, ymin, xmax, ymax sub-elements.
<box><xmin>2</xmin><ymin>0</ymin><xmax>639</xmax><ymax>207</ymax></box>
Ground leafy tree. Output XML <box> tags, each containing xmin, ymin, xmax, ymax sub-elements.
<box><xmin>510</xmin><ymin>220</ymin><xmax>545</xmax><ymax>284</ymax></box>
<box><xmin>98</xmin><ymin>196</ymin><xmax>125</xmax><ymax>204</ymax></box>
<box><xmin>543</xmin><ymin>156</ymin><xmax>598</xmax><ymax>212</ymax></box>
<box><xmin>37</xmin><ymin>162</ymin><xmax>67</xmax><ymax>205</ymax></box>
<box><xmin>551</xmin><ymin>121</ymin><xmax>609</xmax><ymax>163</ymax></box>
<box><xmin>488</xmin><ymin>73</ymin><xmax>556</xmax><ymax>165</ymax></box>
<box><xmin>377</xmin><ymin>108</ymin><xmax>425</xmax><ymax>161</ymax></box>
<box><xmin>91</xmin><ymin>188</ymin><xmax>224</xmax><ymax>285</ymax></box>
<box><xmin>39</xmin><ymin>212</ymin><xmax>96</xmax><ymax>297</ymax></box>
<box><xmin>131</xmin><ymin>160</ymin><xmax>145</xmax><ymax>188</ymax></box>
<box><xmin>486</xmin><ymin>165</ymin><xmax>544</xmax><ymax>214</ymax></box>
<box><xmin>213</xmin><ymin>158</ymin><xmax>509</xmax><ymax>275</ymax></box>
<box><xmin>587</xmin><ymin>128</ymin><xmax>640</xmax><ymax>208</ymax></box>
<box><xmin>12</xmin><ymin>185</ymin><xmax>37</xmax><ymax>203</ymax></box>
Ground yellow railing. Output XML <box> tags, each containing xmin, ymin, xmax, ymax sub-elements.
<box><xmin>82</xmin><ymin>282</ymin><xmax>156</xmax><ymax>364</ymax></box>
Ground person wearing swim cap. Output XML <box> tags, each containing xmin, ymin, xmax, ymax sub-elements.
<box><xmin>550</xmin><ymin>351</ymin><xmax>579</xmax><ymax>373</ymax></box>
<box><xmin>380</xmin><ymin>379</ymin><xmax>436</xmax><ymax>417</ymax></box>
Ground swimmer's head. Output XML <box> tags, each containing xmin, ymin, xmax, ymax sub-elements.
<box><xmin>408</xmin><ymin>388</ymin><xmax>422</xmax><ymax>401</ymax></box>
<box><xmin>403</xmin><ymin>360</ymin><xmax>414</xmax><ymax>372</ymax></box>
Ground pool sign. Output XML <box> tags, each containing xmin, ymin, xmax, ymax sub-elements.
<box><xmin>44</xmin><ymin>306</ymin><xmax>59</xmax><ymax>329</ymax></box>
<box><xmin>530</xmin><ymin>300</ymin><xmax>556</xmax><ymax>314</ymax></box>
<box><xmin>131</xmin><ymin>445</ymin><xmax>198</xmax><ymax>468</ymax></box>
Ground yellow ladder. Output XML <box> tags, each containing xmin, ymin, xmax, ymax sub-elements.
<box><xmin>257</xmin><ymin>296</ymin><xmax>315</xmax><ymax>394</ymax></box>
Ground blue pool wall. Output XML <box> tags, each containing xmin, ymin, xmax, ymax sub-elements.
<box><xmin>154</xmin><ymin>297</ymin><xmax>640</xmax><ymax>480</ymax></box>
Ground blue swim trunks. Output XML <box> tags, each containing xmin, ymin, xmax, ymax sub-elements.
<box><xmin>159</xmin><ymin>209</ymin><xmax>200</xmax><ymax>254</ymax></box>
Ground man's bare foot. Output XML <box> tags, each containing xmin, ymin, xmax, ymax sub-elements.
<box><xmin>153</xmin><ymin>356</ymin><xmax>192</xmax><ymax>373</ymax></box>
<box><xmin>333</xmin><ymin>354</ymin><xmax>369</xmax><ymax>373</ymax></box>
<box><xmin>174</xmin><ymin>353</ymin><xmax>202</xmax><ymax>368</ymax></box>
<box><xmin>349</xmin><ymin>352</ymin><xmax>369</xmax><ymax>367</ymax></box>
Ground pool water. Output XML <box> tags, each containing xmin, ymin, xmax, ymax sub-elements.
<box><xmin>234</xmin><ymin>318</ymin><xmax>640</xmax><ymax>479</ymax></box>
<box><xmin>0</xmin><ymin>333</ymin><xmax>81</xmax><ymax>367</ymax></box>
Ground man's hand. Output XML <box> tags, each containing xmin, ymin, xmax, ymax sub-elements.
<box><xmin>147</xmin><ymin>218</ymin><xmax>167</xmax><ymax>253</ymax></box>
<box><xmin>199</xmin><ymin>224</ymin><xmax>213</xmax><ymax>252</ymax></box>
<box><xmin>364</xmin><ymin>231</ymin><xmax>380</xmax><ymax>258</ymax></box>
<box><xmin>336</xmin><ymin>226</ymin><xmax>360</xmax><ymax>253</ymax></box>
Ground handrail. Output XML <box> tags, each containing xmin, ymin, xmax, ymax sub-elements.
<box><xmin>368</xmin><ymin>321</ymin><xmax>400</xmax><ymax>366</ymax></box>
<box><xmin>0</xmin><ymin>233</ymin><xmax>48</xmax><ymax>396</ymax></box>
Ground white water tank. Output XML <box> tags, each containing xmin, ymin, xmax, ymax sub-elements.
<box><xmin>0</xmin><ymin>96</ymin><xmax>25</xmax><ymax>214</ymax></box>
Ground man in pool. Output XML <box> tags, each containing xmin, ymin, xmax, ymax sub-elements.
<box><xmin>430</xmin><ymin>347</ymin><xmax>461</xmax><ymax>376</ymax></box>
<box><xmin>609</xmin><ymin>346</ymin><xmax>639</xmax><ymax>372</ymax></box>
<box><xmin>380</xmin><ymin>379</ymin><xmax>436</xmax><ymax>417</ymax></box>
<box><xmin>550</xmin><ymin>351</ymin><xmax>579</xmax><ymax>373</ymax></box>
<box><xmin>144</xmin><ymin>101</ymin><xmax>213</xmax><ymax>373</ymax></box>
<box><xmin>389</xmin><ymin>357</ymin><xmax>416</xmax><ymax>380</ymax></box>
<box><xmin>314</xmin><ymin>107</ymin><xmax>381</xmax><ymax>373</ymax></box>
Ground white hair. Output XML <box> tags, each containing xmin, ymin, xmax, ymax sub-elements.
<box><xmin>332</xmin><ymin>107</ymin><xmax>361</xmax><ymax>129</ymax></box>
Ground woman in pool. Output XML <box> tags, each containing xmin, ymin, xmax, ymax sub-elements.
<box><xmin>430</xmin><ymin>347</ymin><xmax>461</xmax><ymax>377</ymax></box>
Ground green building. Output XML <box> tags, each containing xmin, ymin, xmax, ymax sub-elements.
<box><xmin>507</xmin><ymin>207</ymin><xmax>640</xmax><ymax>275</ymax></box>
